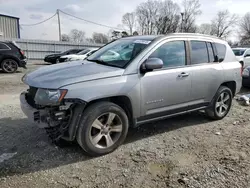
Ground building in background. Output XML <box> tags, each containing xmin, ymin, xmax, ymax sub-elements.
<box><xmin>0</xmin><ymin>14</ymin><xmax>20</xmax><ymax>39</ymax></box>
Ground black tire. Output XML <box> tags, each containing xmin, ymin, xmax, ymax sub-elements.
<box><xmin>1</xmin><ymin>59</ymin><xmax>18</xmax><ymax>73</ymax></box>
<box><xmin>240</xmin><ymin>61</ymin><xmax>244</xmax><ymax>68</ymax></box>
<box><xmin>205</xmin><ymin>86</ymin><xmax>233</xmax><ymax>120</ymax></box>
<box><xmin>77</xmin><ymin>102</ymin><xmax>129</xmax><ymax>157</ymax></box>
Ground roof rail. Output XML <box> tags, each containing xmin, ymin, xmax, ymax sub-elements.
<box><xmin>169</xmin><ymin>33</ymin><xmax>222</xmax><ymax>40</ymax></box>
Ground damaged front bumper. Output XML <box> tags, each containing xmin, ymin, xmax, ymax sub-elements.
<box><xmin>20</xmin><ymin>92</ymin><xmax>49</xmax><ymax>128</ymax></box>
<box><xmin>20</xmin><ymin>90</ymin><xmax>87</xmax><ymax>141</ymax></box>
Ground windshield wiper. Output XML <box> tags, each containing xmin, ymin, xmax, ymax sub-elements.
<box><xmin>87</xmin><ymin>59</ymin><xmax>108</xmax><ymax>65</ymax></box>
<box><xmin>86</xmin><ymin>59</ymin><xmax>123</xmax><ymax>68</ymax></box>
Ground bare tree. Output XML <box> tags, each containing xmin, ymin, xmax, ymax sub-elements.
<box><xmin>210</xmin><ymin>10</ymin><xmax>238</xmax><ymax>38</ymax></box>
<box><xmin>61</xmin><ymin>34</ymin><xmax>70</xmax><ymax>42</ymax></box>
<box><xmin>121</xmin><ymin>31</ymin><xmax>129</xmax><ymax>37</ymax></box>
<box><xmin>198</xmin><ymin>23</ymin><xmax>212</xmax><ymax>35</ymax></box>
<box><xmin>69</xmin><ymin>29</ymin><xmax>85</xmax><ymax>43</ymax></box>
<box><xmin>133</xmin><ymin>31</ymin><xmax>139</xmax><ymax>35</ymax></box>
<box><xmin>136</xmin><ymin>0</ymin><xmax>160</xmax><ymax>35</ymax></box>
<box><xmin>182</xmin><ymin>0</ymin><xmax>202</xmax><ymax>33</ymax></box>
<box><xmin>239</xmin><ymin>12</ymin><xmax>250</xmax><ymax>44</ymax></box>
<box><xmin>92</xmin><ymin>32</ymin><xmax>109</xmax><ymax>44</ymax></box>
<box><xmin>155</xmin><ymin>0</ymin><xmax>181</xmax><ymax>34</ymax></box>
<box><xmin>122</xmin><ymin>12</ymin><xmax>136</xmax><ymax>35</ymax></box>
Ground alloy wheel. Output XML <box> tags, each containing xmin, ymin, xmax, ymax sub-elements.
<box><xmin>215</xmin><ymin>92</ymin><xmax>230</xmax><ymax>116</ymax></box>
<box><xmin>2</xmin><ymin>59</ymin><xmax>18</xmax><ymax>73</ymax></box>
<box><xmin>89</xmin><ymin>112</ymin><xmax>123</xmax><ymax>149</ymax></box>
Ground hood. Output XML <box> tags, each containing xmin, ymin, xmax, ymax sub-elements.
<box><xmin>61</xmin><ymin>54</ymin><xmax>78</xmax><ymax>59</ymax></box>
<box><xmin>23</xmin><ymin>60</ymin><xmax>124</xmax><ymax>89</ymax></box>
<box><xmin>71</xmin><ymin>54</ymin><xmax>87</xmax><ymax>60</ymax></box>
<box><xmin>46</xmin><ymin>53</ymin><xmax>61</xmax><ymax>57</ymax></box>
<box><xmin>235</xmin><ymin>56</ymin><xmax>243</xmax><ymax>61</ymax></box>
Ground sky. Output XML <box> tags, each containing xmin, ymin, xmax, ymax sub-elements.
<box><xmin>0</xmin><ymin>0</ymin><xmax>249</xmax><ymax>41</ymax></box>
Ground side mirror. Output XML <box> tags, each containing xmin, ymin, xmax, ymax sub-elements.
<box><xmin>141</xmin><ymin>58</ymin><xmax>163</xmax><ymax>72</ymax></box>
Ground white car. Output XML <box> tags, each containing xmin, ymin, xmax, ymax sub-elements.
<box><xmin>232</xmin><ymin>48</ymin><xmax>250</xmax><ymax>67</ymax></box>
<box><xmin>67</xmin><ymin>48</ymin><xmax>99</xmax><ymax>62</ymax></box>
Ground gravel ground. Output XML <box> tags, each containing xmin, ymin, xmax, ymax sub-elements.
<box><xmin>0</xmin><ymin>62</ymin><xmax>250</xmax><ymax>188</ymax></box>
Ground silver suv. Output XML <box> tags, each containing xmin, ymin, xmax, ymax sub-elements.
<box><xmin>20</xmin><ymin>34</ymin><xmax>242</xmax><ymax>156</ymax></box>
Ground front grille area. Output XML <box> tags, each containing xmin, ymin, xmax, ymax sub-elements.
<box><xmin>59</xmin><ymin>58</ymin><xmax>67</xmax><ymax>62</ymax></box>
<box><xmin>26</xmin><ymin>86</ymin><xmax>38</xmax><ymax>108</ymax></box>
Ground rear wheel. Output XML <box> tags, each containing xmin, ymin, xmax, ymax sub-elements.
<box><xmin>206</xmin><ymin>86</ymin><xmax>233</xmax><ymax>120</ymax></box>
<box><xmin>1</xmin><ymin>59</ymin><xmax>18</xmax><ymax>73</ymax></box>
<box><xmin>77</xmin><ymin>102</ymin><xmax>129</xmax><ymax>156</ymax></box>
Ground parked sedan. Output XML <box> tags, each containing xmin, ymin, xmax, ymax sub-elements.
<box><xmin>242</xmin><ymin>66</ymin><xmax>250</xmax><ymax>87</ymax></box>
<box><xmin>66</xmin><ymin>48</ymin><xmax>99</xmax><ymax>62</ymax></box>
<box><xmin>59</xmin><ymin>48</ymin><xmax>98</xmax><ymax>62</ymax></box>
<box><xmin>232</xmin><ymin>48</ymin><xmax>250</xmax><ymax>68</ymax></box>
<box><xmin>44</xmin><ymin>49</ymin><xmax>85</xmax><ymax>64</ymax></box>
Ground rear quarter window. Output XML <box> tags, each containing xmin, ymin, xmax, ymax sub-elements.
<box><xmin>215</xmin><ymin>43</ymin><xmax>226</xmax><ymax>62</ymax></box>
<box><xmin>0</xmin><ymin>43</ymin><xmax>10</xmax><ymax>50</ymax></box>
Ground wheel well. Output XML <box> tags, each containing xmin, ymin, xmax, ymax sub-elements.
<box><xmin>1</xmin><ymin>57</ymin><xmax>19</xmax><ymax>66</ymax></box>
<box><xmin>86</xmin><ymin>96</ymin><xmax>134</xmax><ymax>126</ymax></box>
<box><xmin>221</xmin><ymin>81</ymin><xmax>236</xmax><ymax>96</ymax></box>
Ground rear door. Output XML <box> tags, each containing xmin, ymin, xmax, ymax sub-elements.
<box><xmin>188</xmin><ymin>40</ymin><xmax>223</xmax><ymax>105</ymax></box>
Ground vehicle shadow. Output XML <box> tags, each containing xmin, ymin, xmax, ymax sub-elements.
<box><xmin>32</xmin><ymin>63</ymin><xmax>51</xmax><ymax>65</ymax></box>
<box><xmin>0</xmin><ymin>111</ymin><xmax>209</xmax><ymax>178</ymax></box>
<box><xmin>0</xmin><ymin>70</ymin><xmax>22</xmax><ymax>74</ymax></box>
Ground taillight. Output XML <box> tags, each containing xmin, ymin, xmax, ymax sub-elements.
<box><xmin>20</xmin><ymin>50</ymin><xmax>25</xmax><ymax>56</ymax></box>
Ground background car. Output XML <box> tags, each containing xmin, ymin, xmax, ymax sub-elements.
<box><xmin>0</xmin><ymin>41</ymin><xmax>27</xmax><ymax>73</ymax></box>
<box><xmin>242</xmin><ymin>66</ymin><xmax>250</xmax><ymax>87</ymax></box>
<box><xmin>59</xmin><ymin>48</ymin><xmax>99</xmax><ymax>62</ymax></box>
<box><xmin>44</xmin><ymin>48</ymin><xmax>85</xmax><ymax>64</ymax></box>
<box><xmin>232</xmin><ymin>48</ymin><xmax>250</xmax><ymax>67</ymax></box>
<box><xmin>66</xmin><ymin>48</ymin><xmax>99</xmax><ymax>62</ymax></box>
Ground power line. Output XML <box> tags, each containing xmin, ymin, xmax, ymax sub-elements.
<box><xmin>59</xmin><ymin>9</ymin><xmax>123</xmax><ymax>31</ymax></box>
<box><xmin>20</xmin><ymin>13</ymin><xmax>57</xmax><ymax>26</ymax></box>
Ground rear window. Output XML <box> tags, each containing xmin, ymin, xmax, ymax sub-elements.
<box><xmin>233</xmin><ymin>49</ymin><xmax>246</xmax><ymax>56</ymax></box>
<box><xmin>0</xmin><ymin>43</ymin><xmax>10</xmax><ymax>50</ymax></box>
<box><xmin>215</xmin><ymin>43</ymin><xmax>226</xmax><ymax>62</ymax></box>
<box><xmin>190</xmin><ymin>41</ymin><xmax>209</xmax><ymax>64</ymax></box>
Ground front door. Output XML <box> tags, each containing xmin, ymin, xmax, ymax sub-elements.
<box><xmin>140</xmin><ymin>40</ymin><xmax>192</xmax><ymax>119</ymax></box>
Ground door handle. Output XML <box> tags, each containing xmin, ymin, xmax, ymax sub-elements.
<box><xmin>178</xmin><ymin>72</ymin><xmax>189</xmax><ymax>78</ymax></box>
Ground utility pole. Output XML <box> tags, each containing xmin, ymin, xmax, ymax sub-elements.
<box><xmin>57</xmin><ymin>9</ymin><xmax>62</xmax><ymax>41</ymax></box>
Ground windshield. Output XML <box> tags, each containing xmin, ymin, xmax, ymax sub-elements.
<box><xmin>87</xmin><ymin>38</ymin><xmax>152</xmax><ymax>68</ymax></box>
<box><xmin>233</xmin><ymin>49</ymin><xmax>246</xmax><ymax>56</ymax></box>
<box><xmin>78</xmin><ymin>49</ymin><xmax>90</xmax><ymax>55</ymax></box>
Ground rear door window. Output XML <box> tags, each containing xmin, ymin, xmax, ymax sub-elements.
<box><xmin>215</xmin><ymin>43</ymin><xmax>226</xmax><ymax>62</ymax></box>
<box><xmin>190</xmin><ymin>41</ymin><xmax>209</xmax><ymax>64</ymax></box>
<box><xmin>206</xmin><ymin>42</ymin><xmax>215</xmax><ymax>62</ymax></box>
<box><xmin>0</xmin><ymin>43</ymin><xmax>10</xmax><ymax>50</ymax></box>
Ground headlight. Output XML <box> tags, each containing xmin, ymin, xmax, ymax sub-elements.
<box><xmin>34</xmin><ymin>88</ymin><xmax>67</xmax><ymax>105</ymax></box>
<box><xmin>242</xmin><ymin>68</ymin><xmax>249</xmax><ymax>77</ymax></box>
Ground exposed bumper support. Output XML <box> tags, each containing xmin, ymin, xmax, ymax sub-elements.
<box><xmin>20</xmin><ymin>92</ymin><xmax>48</xmax><ymax>128</ymax></box>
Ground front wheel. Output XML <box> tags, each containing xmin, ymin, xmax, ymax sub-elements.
<box><xmin>77</xmin><ymin>102</ymin><xmax>129</xmax><ymax>156</ymax></box>
<box><xmin>206</xmin><ymin>86</ymin><xmax>233</xmax><ymax>120</ymax></box>
<box><xmin>1</xmin><ymin>59</ymin><xmax>18</xmax><ymax>73</ymax></box>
